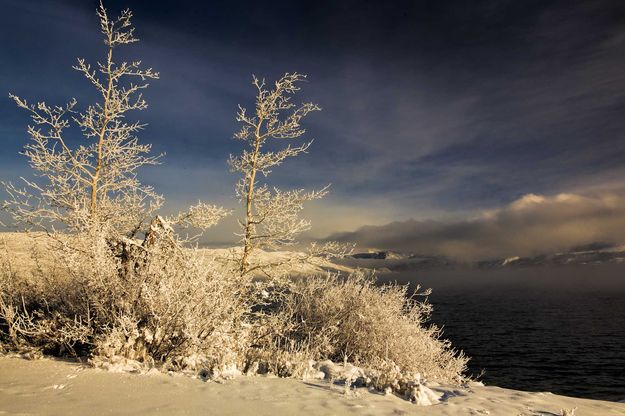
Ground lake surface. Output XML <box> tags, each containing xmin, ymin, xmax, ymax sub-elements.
<box><xmin>378</xmin><ymin>267</ymin><xmax>625</xmax><ymax>402</ymax></box>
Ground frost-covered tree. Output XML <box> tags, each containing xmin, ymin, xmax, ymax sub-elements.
<box><xmin>4</xmin><ymin>2</ymin><xmax>229</xmax><ymax>243</ymax></box>
<box><xmin>0</xmin><ymin>1</ymin><xmax>236</xmax><ymax>373</ymax></box>
<box><xmin>229</xmin><ymin>73</ymin><xmax>349</xmax><ymax>276</ymax></box>
<box><xmin>4</xmin><ymin>2</ymin><xmax>161</xmax><ymax>237</ymax></box>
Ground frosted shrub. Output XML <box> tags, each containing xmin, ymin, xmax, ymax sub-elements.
<box><xmin>0</xmin><ymin>226</ymin><xmax>247</xmax><ymax>373</ymax></box>
<box><xmin>90</xmin><ymin>219</ymin><xmax>247</xmax><ymax>371</ymax></box>
<box><xmin>0</xmin><ymin>234</ymin><xmax>94</xmax><ymax>355</ymax></box>
<box><xmin>257</xmin><ymin>271</ymin><xmax>467</xmax><ymax>394</ymax></box>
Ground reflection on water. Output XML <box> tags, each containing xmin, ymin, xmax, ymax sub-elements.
<box><xmin>377</xmin><ymin>266</ymin><xmax>625</xmax><ymax>401</ymax></box>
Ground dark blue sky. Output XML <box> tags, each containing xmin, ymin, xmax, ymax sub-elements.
<box><xmin>2</xmin><ymin>0</ymin><xmax>625</xmax><ymax>249</ymax></box>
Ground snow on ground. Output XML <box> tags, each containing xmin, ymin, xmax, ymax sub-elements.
<box><xmin>1</xmin><ymin>357</ymin><xmax>624</xmax><ymax>416</ymax></box>
<box><xmin>0</xmin><ymin>232</ymin><xmax>354</xmax><ymax>277</ymax></box>
<box><xmin>198</xmin><ymin>247</ymin><xmax>355</xmax><ymax>276</ymax></box>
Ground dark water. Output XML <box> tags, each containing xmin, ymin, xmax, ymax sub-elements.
<box><xmin>378</xmin><ymin>267</ymin><xmax>625</xmax><ymax>402</ymax></box>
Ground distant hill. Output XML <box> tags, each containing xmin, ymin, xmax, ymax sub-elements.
<box><xmin>350</xmin><ymin>250</ymin><xmax>407</xmax><ymax>260</ymax></box>
<box><xmin>341</xmin><ymin>243</ymin><xmax>625</xmax><ymax>272</ymax></box>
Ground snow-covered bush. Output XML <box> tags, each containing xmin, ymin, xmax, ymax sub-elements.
<box><xmin>252</xmin><ymin>270</ymin><xmax>467</xmax><ymax>394</ymax></box>
<box><xmin>0</xmin><ymin>225</ymin><xmax>247</xmax><ymax>373</ymax></box>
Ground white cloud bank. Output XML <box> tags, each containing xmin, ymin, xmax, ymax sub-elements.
<box><xmin>329</xmin><ymin>193</ymin><xmax>625</xmax><ymax>260</ymax></box>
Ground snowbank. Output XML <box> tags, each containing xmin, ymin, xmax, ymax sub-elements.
<box><xmin>1</xmin><ymin>356</ymin><xmax>624</xmax><ymax>416</ymax></box>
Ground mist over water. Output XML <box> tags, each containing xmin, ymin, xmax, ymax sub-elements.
<box><xmin>377</xmin><ymin>266</ymin><xmax>625</xmax><ymax>401</ymax></box>
<box><xmin>378</xmin><ymin>265</ymin><xmax>625</xmax><ymax>293</ymax></box>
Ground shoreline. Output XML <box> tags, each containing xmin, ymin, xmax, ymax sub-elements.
<box><xmin>1</xmin><ymin>356</ymin><xmax>624</xmax><ymax>416</ymax></box>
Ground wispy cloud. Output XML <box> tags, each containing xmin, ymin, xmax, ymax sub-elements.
<box><xmin>2</xmin><ymin>1</ymin><xmax>625</xmax><ymax>243</ymax></box>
